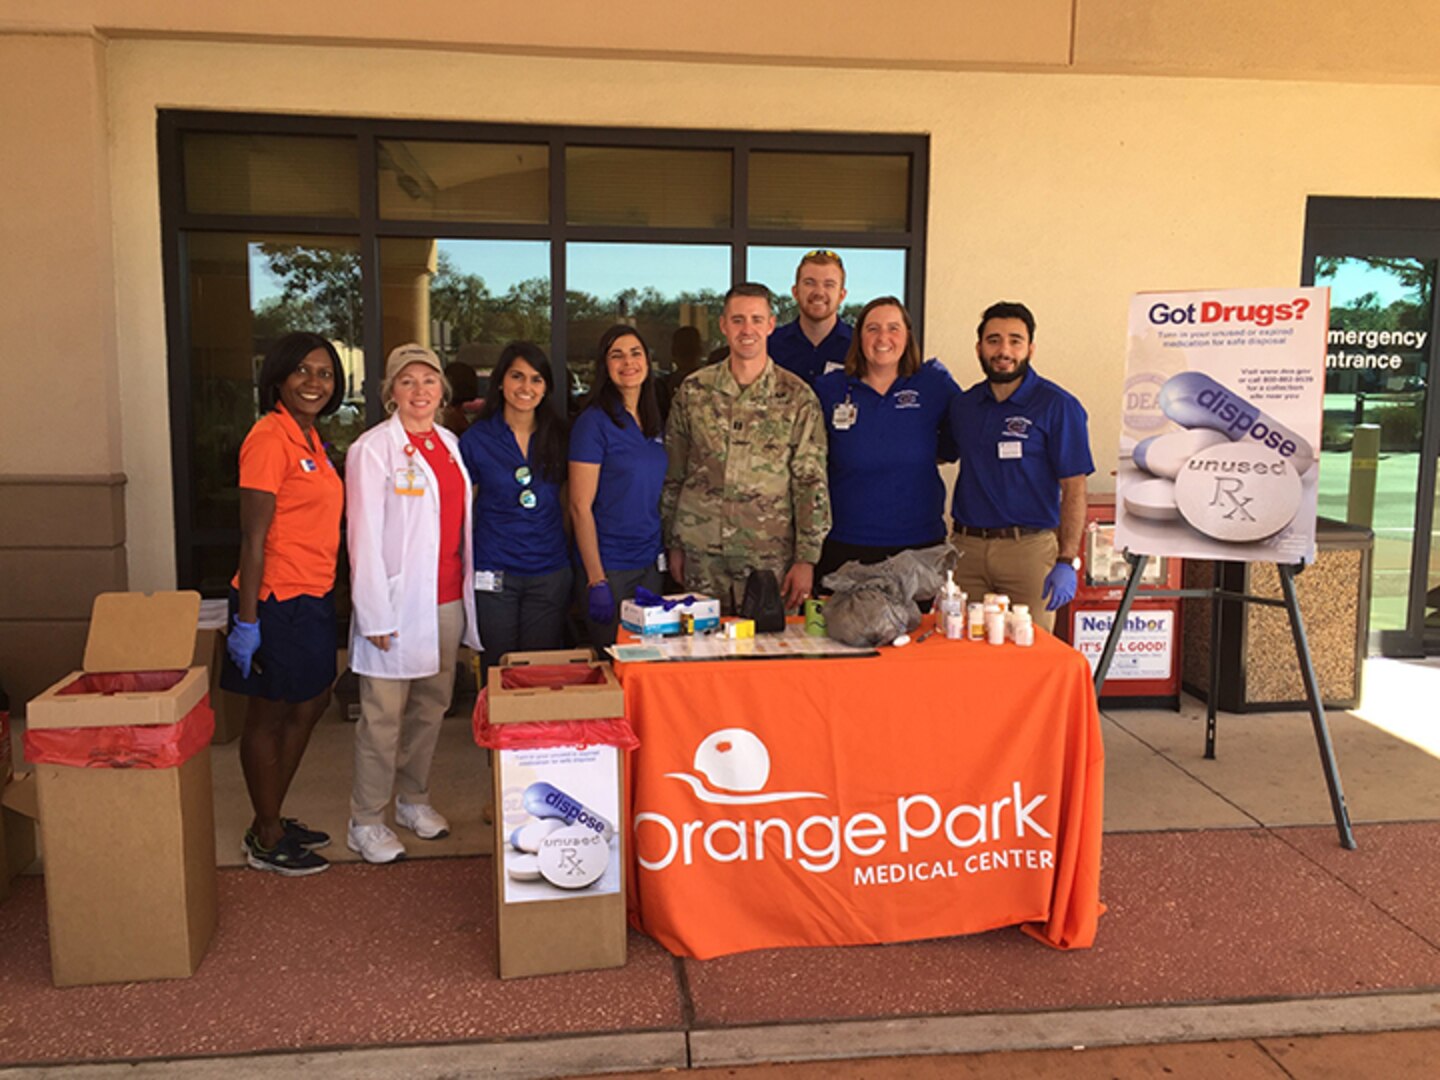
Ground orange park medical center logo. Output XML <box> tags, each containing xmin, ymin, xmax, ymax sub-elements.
<box><xmin>633</xmin><ymin>728</ymin><xmax>1057</xmax><ymax>887</ymax></box>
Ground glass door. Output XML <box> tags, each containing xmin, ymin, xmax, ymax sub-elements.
<box><xmin>1304</xmin><ymin>198</ymin><xmax>1440</xmax><ymax>657</ymax></box>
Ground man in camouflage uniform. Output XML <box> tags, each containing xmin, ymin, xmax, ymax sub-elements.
<box><xmin>663</xmin><ymin>283</ymin><xmax>831</xmax><ymax>614</ymax></box>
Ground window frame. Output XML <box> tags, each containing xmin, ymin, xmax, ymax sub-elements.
<box><xmin>159</xmin><ymin>110</ymin><xmax>929</xmax><ymax>591</ymax></box>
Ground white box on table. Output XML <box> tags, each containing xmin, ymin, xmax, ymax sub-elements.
<box><xmin>619</xmin><ymin>594</ymin><xmax>720</xmax><ymax>636</ymax></box>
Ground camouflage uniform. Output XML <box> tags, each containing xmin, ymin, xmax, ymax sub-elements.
<box><xmin>662</xmin><ymin>358</ymin><xmax>831</xmax><ymax>613</ymax></box>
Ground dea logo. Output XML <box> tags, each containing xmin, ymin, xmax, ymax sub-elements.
<box><xmin>1124</xmin><ymin>371</ymin><xmax>1170</xmax><ymax>434</ymax></box>
<box><xmin>664</xmin><ymin>727</ymin><xmax>824</xmax><ymax>805</ymax></box>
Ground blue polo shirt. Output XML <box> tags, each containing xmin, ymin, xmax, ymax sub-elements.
<box><xmin>814</xmin><ymin>359</ymin><xmax>960</xmax><ymax>547</ymax></box>
<box><xmin>569</xmin><ymin>403</ymin><xmax>668</xmax><ymax>571</ymax></box>
<box><xmin>458</xmin><ymin>411</ymin><xmax>568</xmax><ymax>576</ymax></box>
<box><xmin>948</xmin><ymin>368</ymin><xmax>1094</xmax><ymax>530</ymax></box>
<box><xmin>768</xmin><ymin>319</ymin><xmax>853</xmax><ymax>386</ymax></box>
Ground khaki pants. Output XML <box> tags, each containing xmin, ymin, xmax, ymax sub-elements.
<box><xmin>351</xmin><ymin>600</ymin><xmax>464</xmax><ymax>824</ymax></box>
<box><xmin>950</xmin><ymin>530</ymin><xmax>1060</xmax><ymax>631</ymax></box>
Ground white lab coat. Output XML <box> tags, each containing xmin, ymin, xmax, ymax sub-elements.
<box><xmin>345</xmin><ymin>414</ymin><xmax>481</xmax><ymax>679</ymax></box>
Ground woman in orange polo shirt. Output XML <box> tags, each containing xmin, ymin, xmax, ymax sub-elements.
<box><xmin>221</xmin><ymin>331</ymin><xmax>345</xmax><ymax>876</ymax></box>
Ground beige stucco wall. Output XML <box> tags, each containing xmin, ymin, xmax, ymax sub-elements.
<box><xmin>5</xmin><ymin>1</ymin><xmax>1439</xmax><ymax>83</ymax></box>
<box><xmin>0</xmin><ymin>34</ymin><xmax>122</xmax><ymax>475</ymax></box>
<box><xmin>95</xmin><ymin>37</ymin><xmax>1440</xmax><ymax>589</ymax></box>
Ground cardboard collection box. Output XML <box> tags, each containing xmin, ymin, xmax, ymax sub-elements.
<box><xmin>194</xmin><ymin>600</ymin><xmax>247</xmax><ymax>743</ymax></box>
<box><xmin>619</xmin><ymin>593</ymin><xmax>720</xmax><ymax>636</ymax></box>
<box><xmin>489</xmin><ymin>648</ymin><xmax>628</xmax><ymax>979</ymax></box>
<box><xmin>26</xmin><ymin>591</ymin><xmax>218</xmax><ymax>987</ymax></box>
<box><xmin>1</xmin><ymin>771</ymin><xmax>38</xmax><ymax>904</ymax></box>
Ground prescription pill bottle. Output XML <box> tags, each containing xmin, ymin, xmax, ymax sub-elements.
<box><xmin>1012</xmin><ymin>607</ymin><xmax>1034</xmax><ymax>647</ymax></box>
<box><xmin>985</xmin><ymin>604</ymin><xmax>1005</xmax><ymax>646</ymax></box>
<box><xmin>967</xmin><ymin>602</ymin><xmax>985</xmax><ymax>641</ymax></box>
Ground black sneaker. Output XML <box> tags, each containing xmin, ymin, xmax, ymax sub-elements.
<box><xmin>282</xmin><ymin>818</ymin><xmax>331</xmax><ymax>850</ymax></box>
<box><xmin>245</xmin><ymin>832</ymin><xmax>329</xmax><ymax>877</ymax></box>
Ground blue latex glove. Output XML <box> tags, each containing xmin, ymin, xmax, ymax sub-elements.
<box><xmin>227</xmin><ymin>617</ymin><xmax>261</xmax><ymax>678</ymax></box>
<box><xmin>587</xmin><ymin>581</ymin><xmax>616</xmax><ymax>626</ymax></box>
<box><xmin>1042</xmin><ymin>563</ymin><xmax>1078</xmax><ymax>611</ymax></box>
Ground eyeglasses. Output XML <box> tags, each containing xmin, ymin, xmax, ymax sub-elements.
<box><xmin>802</xmin><ymin>249</ymin><xmax>843</xmax><ymax>265</ymax></box>
<box><xmin>514</xmin><ymin>466</ymin><xmax>537</xmax><ymax>509</ymax></box>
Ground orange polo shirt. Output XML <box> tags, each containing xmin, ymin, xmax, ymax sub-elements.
<box><xmin>231</xmin><ymin>403</ymin><xmax>344</xmax><ymax>601</ymax></box>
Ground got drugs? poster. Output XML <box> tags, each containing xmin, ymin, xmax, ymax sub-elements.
<box><xmin>1115</xmin><ymin>286</ymin><xmax>1329</xmax><ymax>564</ymax></box>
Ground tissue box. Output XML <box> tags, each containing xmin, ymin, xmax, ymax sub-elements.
<box><xmin>619</xmin><ymin>594</ymin><xmax>720</xmax><ymax>636</ymax></box>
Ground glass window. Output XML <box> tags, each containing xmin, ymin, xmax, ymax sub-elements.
<box><xmin>567</xmin><ymin>147</ymin><xmax>731</xmax><ymax>228</ymax></box>
<box><xmin>164</xmin><ymin>114</ymin><xmax>927</xmax><ymax>593</ymax></box>
<box><xmin>1314</xmin><ymin>254</ymin><xmax>1435</xmax><ymax>634</ymax></box>
<box><xmin>182</xmin><ymin>133</ymin><xmax>358</xmax><ymax>217</ymax></box>
<box><xmin>565</xmin><ymin>242</ymin><xmax>729</xmax><ymax>408</ymax></box>
<box><xmin>378</xmin><ymin>140</ymin><xmax>548</xmax><ymax>224</ymax></box>
<box><xmin>379</xmin><ymin>237</ymin><xmax>551</xmax><ymax>410</ymax></box>
<box><xmin>747</xmin><ymin>246</ymin><xmax>908</xmax><ymax>326</ymax></box>
<box><xmin>749</xmin><ymin>152</ymin><xmax>909</xmax><ymax>232</ymax></box>
<box><xmin>183</xmin><ymin>232</ymin><xmax>364</xmax><ymax>592</ymax></box>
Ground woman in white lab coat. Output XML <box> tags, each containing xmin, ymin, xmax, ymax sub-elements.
<box><xmin>343</xmin><ymin>343</ymin><xmax>481</xmax><ymax>865</ymax></box>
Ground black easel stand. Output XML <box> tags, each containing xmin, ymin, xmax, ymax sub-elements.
<box><xmin>1091</xmin><ymin>552</ymin><xmax>1356</xmax><ymax>850</ymax></box>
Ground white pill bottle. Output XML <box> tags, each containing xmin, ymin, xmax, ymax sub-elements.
<box><xmin>1012</xmin><ymin>605</ymin><xmax>1034</xmax><ymax>647</ymax></box>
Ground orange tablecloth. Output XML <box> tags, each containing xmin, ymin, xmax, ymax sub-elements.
<box><xmin>615</xmin><ymin>616</ymin><xmax>1104</xmax><ymax>959</ymax></box>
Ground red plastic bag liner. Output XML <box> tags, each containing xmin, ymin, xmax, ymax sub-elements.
<box><xmin>26</xmin><ymin>678</ymin><xmax>215</xmax><ymax>770</ymax></box>
<box><xmin>54</xmin><ymin>670</ymin><xmax>190</xmax><ymax>696</ymax></box>
<box><xmin>472</xmin><ymin>665</ymin><xmax>638</xmax><ymax>751</ymax></box>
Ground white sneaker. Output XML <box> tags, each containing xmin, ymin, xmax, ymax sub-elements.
<box><xmin>346</xmin><ymin>820</ymin><xmax>406</xmax><ymax>864</ymax></box>
<box><xmin>395</xmin><ymin>801</ymin><xmax>451</xmax><ymax>840</ymax></box>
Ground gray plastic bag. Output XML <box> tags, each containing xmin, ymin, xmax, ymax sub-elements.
<box><xmin>821</xmin><ymin>545</ymin><xmax>954</xmax><ymax>647</ymax></box>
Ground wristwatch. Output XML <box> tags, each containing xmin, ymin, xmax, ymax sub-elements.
<box><xmin>1059</xmin><ymin>555</ymin><xmax>1081</xmax><ymax>571</ymax></box>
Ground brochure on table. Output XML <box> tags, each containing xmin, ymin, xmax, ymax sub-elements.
<box><xmin>609</xmin><ymin>623</ymin><xmax>880</xmax><ymax>662</ymax></box>
<box><xmin>1115</xmin><ymin>286</ymin><xmax>1328</xmax><ymax>564</ymax></box>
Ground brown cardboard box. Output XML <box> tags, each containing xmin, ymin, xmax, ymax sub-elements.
<box><xmin>26</xmin><ymin>591</ymin><xmax>217</xmax><ymax>987</ymax></box>
<box><xmin>192</xmin><ymin>624</ymin><xmax>246</xmax><ymax>744</ymax></box>
<box><xmin>489</xmin><ymin>649</ymin><xmax>628</xmax><ymax>979</ymax></box>
<box><xmin>1</xmin><ymin>771</ymin><xmax>38</xmax><ymax>903</ymax></box>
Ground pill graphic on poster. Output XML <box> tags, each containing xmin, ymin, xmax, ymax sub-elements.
<box><xmin>510</xmin><ymin>817</ymin><xmax>564</xmax><ymax>853</ymax></box>
<box><xmin>1158</xmin><ymin>372</ymin><xmax>1315</xmax><ymax>475</ymax></box>
<box><xmin>522</xmin><ymin>781</ymin><xmax>616</xmax><ymax>842</ymax></box>
<box><xmin>1173</xmin><ymin>442</ymin><xmax>1301</xmax><ymax>542</ymax></box>
<box><xmin>1123</xmin><ymin>477</ymin><xmax>1181</xmax><ymax>521</ymax></box>
<box><xmin>1132</xmin><ymin>428</ymin><xmax>1229</xmax><ymax>479</ymax></box>
<box><xmin>537</xmin><ymin>824</ymin><xmax>610</xmax><ymax>889</ymax></box>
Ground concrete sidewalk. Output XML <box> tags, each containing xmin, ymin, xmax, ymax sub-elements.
<box><xmin>1</xmin><ymin>658</ymin><xmax>1437</xmax><ymax>1078</ymax></box>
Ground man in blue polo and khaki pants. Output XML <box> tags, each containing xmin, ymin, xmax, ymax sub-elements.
<box><xmin>947</xmin><ymin>301</ymin><xmax>1094</xmax><ymax>631</ymax></box>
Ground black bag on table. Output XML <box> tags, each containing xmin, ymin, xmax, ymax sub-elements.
<box><xmin>739</xmin><ymin>569</ymin><xmax>786</xmax><ymax>633</ymax></box>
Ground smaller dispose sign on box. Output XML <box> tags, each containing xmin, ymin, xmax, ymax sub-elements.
<box><xmin>619</xmin><ymin>594</ymin><xmax>720</xmax><ymax>636</ymax></box>
<box><xmin>485</xmin><ymin>649</ymin><xmax>629</xmax><ymax>979</ymax></box>
<box><xmin>25</xmin><ymin>591</ymin><xmax>217</xmax><ymax>987</ymax></box>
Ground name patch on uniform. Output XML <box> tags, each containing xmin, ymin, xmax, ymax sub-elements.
<box><xmin>998</xmin><ymin>440</ymin><xmax>1024</xmax><ymax>460</ymax></box>
<box><xmin>894</xmin><ymin>389</ymin><xmax>921</xmax><ymax>409</ymax></box>
<box><xmin>1003</xmin><ymin>416</ymin><xmax>1033</xmax><ymax>438</ymax></box>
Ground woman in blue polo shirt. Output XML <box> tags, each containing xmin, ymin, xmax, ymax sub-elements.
<box><xmin>812</xmin><ymin>296</ymin><xmax>959</xmax><ymax>586</ymax></box>
<box><xmin>458</xmin><ymin>341</ymin><xmax>570</xmax><ymax>683</ymax></box>
<box><xmin>569</xmin><ymin>324</ymin><xmax>669</xmax><ymax>647</ymax></box>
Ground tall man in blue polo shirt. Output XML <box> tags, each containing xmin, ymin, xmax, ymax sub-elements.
<box><xmin>767</xmin><ymin>250</ymin><xmax>852</xmax><ymax>386</ymax></box>
<box><xmin>948</xmin><ymin>301</ymin><xmax>1093</xmax><ymax>631</ymax></box>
